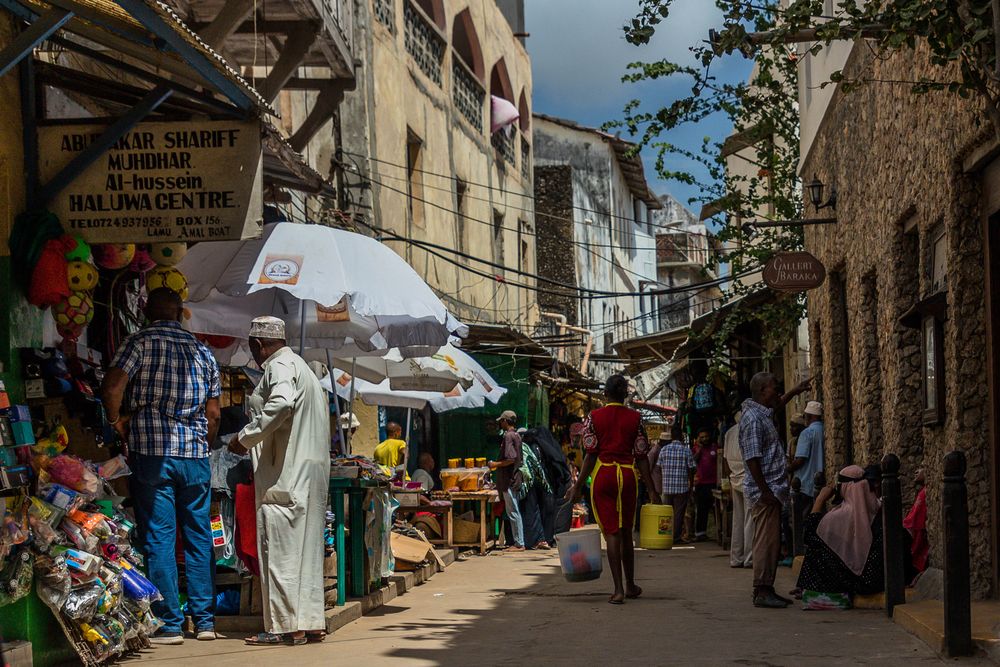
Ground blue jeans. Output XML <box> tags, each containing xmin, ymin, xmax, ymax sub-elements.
<box><xmin>502</xmin><ymin>488</ymin><xmax>524</xmax><ymax>547</ymax></box>
<box><xmin>130</xmin><ymin>454</ymin><xmax>214</xmax><ymax>633</ymax></box>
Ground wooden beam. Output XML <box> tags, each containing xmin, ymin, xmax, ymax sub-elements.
<box><xmin>0</xmin><ymin>9</ymin><xmax>73</xmax><ymax>78</ymax></box>
<box><xmin>41</xmin><ymin>84</ymin><xmax>173</xmax><ymax>203</ymax></box>
<box><xmin>287</xmin><ymin>81</ymin><xmax>345</xmax><ymax>152</ymax></box>
<box><xmin>191</xmin><ymin>19</ymin><xmax>319</xmax><ymax>34</ymax></box>
<box><xmin>197</xmin><ymin>0</ymin><xmax>255</xmax><ymax>49</ymax></box>
<box><xmin>258</xmin><ymin>22</ymin><xmax>320</xmax><ymax>102</ymax></box>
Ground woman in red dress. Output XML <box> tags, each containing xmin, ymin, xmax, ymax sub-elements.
<box><xmin>566</xmin><ymin>374</ymin><xmax>658</xmax><ymax>604</ymax></box>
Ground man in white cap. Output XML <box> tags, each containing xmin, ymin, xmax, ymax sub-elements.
<box><xmin>230</xmin><ymin>316</ymin><xmax>330</xmax><ymax>646</ymax></box>
<box><xmin>788</xmin><ymin>400</ymin><xmax>824</xmax><ymax>535</ymax></box>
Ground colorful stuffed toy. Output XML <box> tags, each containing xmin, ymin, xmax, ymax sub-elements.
<box><xmin>64</xmin><ymin>235</ymin><xmax>92</xmax><ymax>263</ymax></box>
<box><xmin>28</xmin><ymin>236</ymin><xmax>75</xmax><ymax>307</ymax></box>
<box><xmin>128</xmin><ymin>247</ymin><xmax>156</xmax><ymax>274</ymax></box>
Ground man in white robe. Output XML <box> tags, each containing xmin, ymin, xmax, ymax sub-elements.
<box><xmin>232</xmin><ymin>316</ymin><xmax>330</xmax><ymax>645</ymax></box>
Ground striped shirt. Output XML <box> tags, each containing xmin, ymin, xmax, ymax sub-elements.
<box><xmin>112</xmin><ymin>321</ymin><xmax>221</xmax><ymax>458</ymax></box>
<box><xmin>738</xmin><ymin>398</ymin><xmax>789</xmax><ymax>507</ymax></box>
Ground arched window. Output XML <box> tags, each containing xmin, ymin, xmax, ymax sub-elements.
<box><xmin>413</xmin><ymin>0</ymin><xmax>445</xmax><ymax>30</ymax></box>
<box><xmin>518</xmin><ymin>90</ymin><xmax>529</xmax><ymax>132</ymax></box>
<box><xmin>451</xmin><ymin>8</ymin><xmax>485</xmax><ymax>130</ymax></box>
<box><xmin>489</xmin><ymin>58</ymin><xmax>514</xmax><ymax>104</ymax></box>
<box><xmin>452</xmin><ymin>9</ymin><xmax>484</xmax><ymax>81</ymax></box>
<box><xmin>490</xmin><ymin>59</ymin><xmax>516</xmax><ymax>164</ymax></box>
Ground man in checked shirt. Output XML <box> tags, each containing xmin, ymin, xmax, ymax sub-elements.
<box><xmin>739</xmin><ymin>371</ymin><xmax>812</xmax><ymax>609</ymax></box>
<box><xmin>101</xmin><ymin>288</ymin><xmax>221</xmax><ymax>644</ymax></box>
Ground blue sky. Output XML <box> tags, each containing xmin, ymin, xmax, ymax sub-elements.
<box><xmin>524</xmin><ymin>0</ymin><xmax>754</xmax><ymax>217</ymax></box>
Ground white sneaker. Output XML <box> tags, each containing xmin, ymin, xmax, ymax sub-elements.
<box><xmin>149</xmin><ymin>632</ymin><xmax>184</xmax><ymax>645</ymax></box>
<box><xmin>196</xmin><ymin>629</ymin><xmax>217</xmax><ymax>641</ymax></box>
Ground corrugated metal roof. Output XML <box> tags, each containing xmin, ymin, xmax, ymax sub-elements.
<box><xmin>16</xmin><ymin>0</ymin><xmax>274</xmax><ymax>115</ymax></box>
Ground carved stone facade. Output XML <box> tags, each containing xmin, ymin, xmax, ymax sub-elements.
<box><xmin>802</xmin><ymin>43</ymin><xmax>996</xmax><ymax>596</ymax></box>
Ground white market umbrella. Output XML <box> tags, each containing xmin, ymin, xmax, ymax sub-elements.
<box><xmin>179</xmin><ymin>222</ymin><xmax>467</xmax><ymax>352</ymax></box>
<box><xmin>319</xmin><ymin>345</ymin><xmax>507</xmax><ymax>413</ymax></box>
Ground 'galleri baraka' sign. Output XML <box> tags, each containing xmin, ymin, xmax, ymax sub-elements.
<box><xmin>762</xmin><ymin>251</ymin><xmax>827</xmax><ymax>292</ymax></box>
<box><xmin>39</xmin><ymin>120</ymin><xmax>264</xmax><ymax>243</ymax></box>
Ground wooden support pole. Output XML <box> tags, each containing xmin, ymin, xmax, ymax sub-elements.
<box><xmin>288</xmin><ymin>82</ymin><xmax>345</xmax><ymax>152</ymax></box>
<box><xmin>0</xmin><ymin>8</ymin><xmax>73</xmax><ymax>79</ymax></box>
<box><xmin>197</xmin><ymin>0</ymin><xmax>255</xmax><ymax>49</ymax></box>
<box><xmin>259</xmin><ymin>22</ymin><xmax>320</xmax><ymax>103</ymax></box>
<box><xmin>881</xmin><ymin>453</ymin><xmax>906</xmax><ymax>617</ymax></box>
<box><xmin>943</xmin><ymin>450</ymin><xmax>973</xmax><ymax>657</ymax></box>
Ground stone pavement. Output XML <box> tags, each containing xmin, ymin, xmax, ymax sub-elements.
<box><xmin>133</xmin><ymin>542</ymin><xmax>991</xmax><ymax>666</ymax></box>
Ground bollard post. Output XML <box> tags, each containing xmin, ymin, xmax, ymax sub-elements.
<box><xmin>881</xmin><ymin>453</ymin><xmax>905</xmax><ymax>617</ymax></box>
<box><xmin>790</xmin><ymin>476</ymin><xmax>804</xmax><ymax>556</ymax></box>
<box><xmin>943</xmin><ymin>450</ymin><xmax>973</xmax><ymax>657</ymax></box>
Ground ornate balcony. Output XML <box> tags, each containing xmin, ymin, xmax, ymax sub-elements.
<box><xmin>492</xmin><ymin>128</ymin><xmax>516</xmax><ymax>167</ymax></box>
<box><xmin>404</xmin><ymin>1</ymin><xmax>444</xmax><ymax>85</ymax></box>
<box><xmin>374</xmin><ymin>0</ymin><xmax>394</xmax><ymax>32</ymax></box>
<box><xmin>452</xmin><ymin>58</ymin><xmax>484</xmax><ymax>131</ymax></box>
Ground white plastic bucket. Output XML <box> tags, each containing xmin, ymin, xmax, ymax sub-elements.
<box><xmin>554</xmin><ymin>529</ymin><xmax>603</xmax><ymax>582</ymax></box>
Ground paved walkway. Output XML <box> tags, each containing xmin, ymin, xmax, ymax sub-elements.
<box><xmin>135</xmin><ymin>542</ymin><xmax>989</xmax><ymax>666</ymax></box>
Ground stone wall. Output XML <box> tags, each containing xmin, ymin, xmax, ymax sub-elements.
<box><xmin>802</xmin><ymin>43</ymin><xmax>995</xmax><ymax>595</ymax></box>
<box><xmin>534</xmin><ymin>164</ymin><xmax>578</xmax><ymax>323</ymax></box>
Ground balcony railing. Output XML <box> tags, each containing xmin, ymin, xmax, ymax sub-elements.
<box><xmin>404</xmin><ymin>1</ymin><xmax>444</xmax><ymax>85</ymax></box>
<box><xmin>520</xmin><ymin>137</ymin><xmax>530</xmax><ymax>181</ymax></box>
<box><xmin>320</xmin><ymin>0</ymin><xmax>354</xmax><ymax>53</ymax></box>
<box><xmin>374</xmin><ymin>0</ymin><xmax>394</xmax><ymax>33</ymax></box>
<box><xmin>452</xmin><ymin>57</ymin><xmax>484</xmax><ymax>131</ymax></box>
<box><xmin>492</xmin><ymin>128</ymin><xmax>516</xmax><ymax>167</ymax></box>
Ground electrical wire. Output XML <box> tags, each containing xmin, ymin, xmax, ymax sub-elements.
<box><xmin>341</xmin><ymin>150</ymin><xmax>716</xmax><ymax>238</ymax></box>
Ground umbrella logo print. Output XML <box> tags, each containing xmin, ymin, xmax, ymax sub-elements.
<box><xmin>259</xmin><ymin>255</ymin><xmax>303</xmax><ymax>285</ymax></box>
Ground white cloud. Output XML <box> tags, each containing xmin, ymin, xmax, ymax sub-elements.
<box><xmin>525</xmin><ymin>0</ymin><xmax>723</xmax><ymax>110</ymax></box>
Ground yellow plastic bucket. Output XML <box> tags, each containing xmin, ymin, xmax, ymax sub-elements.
<box><xmin>640</xmin><ymin>504</ymin><xmax>674</xmax><ymax>549</ymax></box>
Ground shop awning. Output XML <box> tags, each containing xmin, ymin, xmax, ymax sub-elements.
<box><xmin>612</xmin><ymin>326</ymin><xmax>689</xmax><ymax>375</ymax></box>
<box><xmin>262</xmin><ymin>125</ymin><xmax>335</xmax><ymax>196</ymax></box>
<box><xmin>460</xmin><ymin>323</ymin><xmax>600</xmax><ymax>390</ymax></box>
<box><xmin>0</xmin><ymin>0</ymin><xmax>273</xmax><ymax>115</ymax></box>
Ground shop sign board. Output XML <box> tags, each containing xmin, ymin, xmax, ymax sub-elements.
<box><xmin>762</xmin><ymin>251</ymin><xmax>826</xmax><ymax>292</ymax></box>
<box><xmin>39</xmin><ymin>120</ymin><xmax>264</xmax><ymax>243</ymax></box>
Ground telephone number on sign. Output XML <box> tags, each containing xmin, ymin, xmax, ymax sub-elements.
<box><xmin>69</xmin><ymin>216</ymin><xmax>166</xmax><ymax>229</ymax></box>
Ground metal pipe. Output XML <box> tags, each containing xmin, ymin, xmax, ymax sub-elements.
<box><xmin>327</xmin><ymin>348</ymin><xmax>347</xmax><ymax>456</ymax></box>
<box><xmin>540</xmin><ymin>311</ymin><xmax>593</xmax><ymax>373</ymax></box>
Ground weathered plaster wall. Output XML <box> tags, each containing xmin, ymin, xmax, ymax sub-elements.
<box><xmin>803</xmin><ymin>43</ymin><xmax>994</xmax><ymax>595</ymax></box>
<box><xmin>345</xmin><ymin>0</ymin><xmax>536</xmax><ymax>328</ymax></box>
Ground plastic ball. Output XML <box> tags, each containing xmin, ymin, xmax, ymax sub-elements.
<box><xmin>66</xmin><ymin>261</ymin><xmax>98</xmax><ymax>291</ymax></box>
<box><xmin>150</xmin><ymin>242</ymin><xmax>187</xmax><ymax>266</ymax></box>
<box><xmin>93</xmin><ymin>244</ymin><xmax>135</xmax><ymax>270</ymax></box>
<box><xmin>52</xmin><ymin>291</ymin><xmax>94</xmax><ymax>329</ymax></box>
<box><xmin>56</xmin><ymin>322</ymin><xmax>85</xmax><ymax>341</ymax></box>
<box><xmin>147</xmin><ymin>266</ymin><xmax>189</xmax><ymax>301</ymax></box>
<box><xmin>64</xmin><ymin>235</ymin><xmax>92</xmax><ymax>263</ymax></box>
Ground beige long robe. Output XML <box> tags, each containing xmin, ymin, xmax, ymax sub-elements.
<box><xmin>239</xmin><ymin>346</ymin><xmax>330</xmax><ymax>634</ymax></box>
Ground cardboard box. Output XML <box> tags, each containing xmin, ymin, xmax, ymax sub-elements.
<box><xmin>390</xmin><ymin>532</ymin><xmax>431</xmax><ymax>564</ymax></box>
<box><xmin>1</xmin><ymin>639</ymin><xmax>33</xmax><ymax>667</ymax></box>
<box><xmin>10</xmin><ymin>421</ymin><xmax>34</xmax><ymax>446</ymax></box>
<box><xmin>393</xmin><ymin>491</ymin><xmax>421</xmax><ymax>507</ymax></box>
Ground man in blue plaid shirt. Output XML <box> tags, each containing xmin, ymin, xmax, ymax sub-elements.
<box><xmin>101</xmin><ymin>288</ymin><xmax>221</xmax><ymax>644</ymax></box>
<box><xmin>657</xmin><ymin>422</ymin><xmax>696</xmax><ymax>543</ymax></box>
<box><xmin>739</xmin><ymin>371</ymin><xmax>812</xmax><ymax>609</ymax></box>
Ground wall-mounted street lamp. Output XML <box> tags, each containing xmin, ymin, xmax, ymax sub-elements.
<box><xmin>807</xmin><ymin>174</ymin><xmax>837</xmax><ymax>212</ymax></box>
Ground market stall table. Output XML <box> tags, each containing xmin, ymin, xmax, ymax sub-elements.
<box><xmin>447</xmin><ymin>489</ymin><xmax>500</xmax><ymax>555</ymax></box>
<box><xmin>329</xmin><ymin>476</ymin><xmax>389</xmax><ymax>606</ymax></box>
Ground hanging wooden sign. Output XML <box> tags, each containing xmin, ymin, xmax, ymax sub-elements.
<box><xmin>38</xmin><ymin>119</ymin><xmax>264</xmax><ymax>243</ymax></box>
<box><xmin>763</xmin><ymin>251</ymin><xmax>826</xmax><ymax>292</ymax></box>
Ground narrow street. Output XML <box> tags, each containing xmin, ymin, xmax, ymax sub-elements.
<box><xmin>140</xmin><ymin>543</ymin><xmax>981</xmax><ymax>666</ymax></box>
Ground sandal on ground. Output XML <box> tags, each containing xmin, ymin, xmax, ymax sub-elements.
<box><xmin>245</xmin><ymin>632</ymin><xmax>306</xmax><ymax>646</ymax></box>
<box><xmin>608</xmin><ymin>594</ymin><xmax>625</xmax><ymax>605</ymax></box>
<box><xmin>305</xmin><ymin>631</ymin><xmax>327</xmax><ymax>643</ymax></box>
<box><xmin>625</xmin><ymin>585</ymin><xmax>643</xmax><ymax>599</ymax></box>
